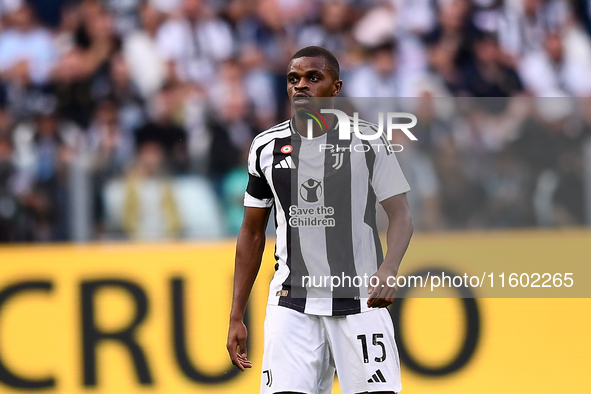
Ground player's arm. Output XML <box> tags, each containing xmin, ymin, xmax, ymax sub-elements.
<box><xmin>227</xmin><ymin>206</ymin><xmax>271</xmax><ymax>371</ymax></box>
<box><xmin>367</xmin><ymin>193</ymin><xmax>413</xmax><ymax>308</ymax></box>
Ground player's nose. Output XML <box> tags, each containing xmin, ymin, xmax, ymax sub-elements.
<box><xmin>294</xmin><ymin>79</ymin><xmax>309</xmax><ymax>91</ymax></box>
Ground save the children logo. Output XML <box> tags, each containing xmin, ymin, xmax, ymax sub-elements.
<box><xmin>290</xmin><ymin>179</ymin><xmax>335</xmax><ymax>228</ymax></box>
<box><xmin>299</xmin><ymin>178</ymin><xmax>322</xmax><ymax>203</ymax></box>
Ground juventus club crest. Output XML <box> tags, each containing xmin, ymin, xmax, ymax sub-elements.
<box><xmin>263</xmin><ymin>369</ymin><xmax>273</xmax><ymax>387</ymax></box>
<box><xmin>331</xmin><ymin>147</ymin><xmax>345</xmax><ymax>170</ymax></box>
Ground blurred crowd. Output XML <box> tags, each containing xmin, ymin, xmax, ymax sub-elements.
<box><xmin>0</xmin><ymin>0</ymin><xmax>590</xmax><ymax>242</ymax></box>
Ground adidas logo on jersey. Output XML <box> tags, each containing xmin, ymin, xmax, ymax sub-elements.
<box><xmin>275</xmin><ymin>156</ymin><xmax>296</xmax><ymax>169</ymax></box>
<box><xmin>367</xmin><ymin>369</ymin><xmax>387</xmax><ymax>383</ymax></box>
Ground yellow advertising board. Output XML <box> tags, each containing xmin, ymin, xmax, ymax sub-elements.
<box><xmin>0</xmin><ymin>230</ymin><xmax>589</xmax><ymax>393</ymax></box>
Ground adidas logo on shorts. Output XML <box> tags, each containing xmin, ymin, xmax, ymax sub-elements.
<box><xmin>367</xmin><ymin>369</ymin><xmax>387</xmax><ymax>383</ymax></box>
<box><xmin>275</xmin><ymin>156</ymin><xmax>296</xmax><ymax>169</ymax></box>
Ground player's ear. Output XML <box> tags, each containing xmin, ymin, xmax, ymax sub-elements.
<box><xmin>332</xmin><ymin>80</ymin><xmax>342</xmax><ymax>96</ymax></box>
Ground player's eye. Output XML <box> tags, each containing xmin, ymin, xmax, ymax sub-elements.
<box><xmin>310</xmin><ymin>76</ymin><xmax>319</xmax><ymax>82</ymax></box>
<box><xmin>288</xmin><ymin>77</ymin><xmax>298</xmax><ymax>84</ymax></box>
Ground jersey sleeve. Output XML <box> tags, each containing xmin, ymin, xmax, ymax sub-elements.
<box><xmin>371</xmin><ymin>146</ymin><xmax>411</xmax><ymax>202</ymax></box>
<box><xmin>244</xmin><ymin>139</ymin><xmax>274</xmax><ymax>208</ymax></box>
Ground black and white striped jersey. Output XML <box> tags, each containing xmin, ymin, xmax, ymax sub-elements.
<box><xmin>244</xmin><ymin>117</ymin><xmax>410</xmax><ymax>316</ymax></box>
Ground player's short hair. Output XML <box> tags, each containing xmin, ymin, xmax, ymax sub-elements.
<box><xmin>290</xmin><ymin>46</ymin><xmax>340</xmax><ymax>81</ymax></box>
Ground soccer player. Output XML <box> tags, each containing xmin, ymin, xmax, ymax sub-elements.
<box><xmin>227</xmin><ymin>46</ymin><xmax>413</xmax><ymax>394</ymax></box>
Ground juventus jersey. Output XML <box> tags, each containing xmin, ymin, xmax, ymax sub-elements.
<box><xmin>244</xmin><ymin>117</ymin><xmax>410</xmax><ymax>316</ymax></box>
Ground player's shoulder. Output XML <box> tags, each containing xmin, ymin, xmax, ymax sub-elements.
<box><xmin>346</xmin><ymin>115</ymin><xmax>393</xmax><ymax>153</ymax></box>
<box><xmin>257</xmin><ymin>119</ymin><xmax>291</xmax><ymax>138</ymax></box>
<box><xmin>250</xmin><ymin>119</ymin><xmax>291</xmax><ymax>149</ymax></box>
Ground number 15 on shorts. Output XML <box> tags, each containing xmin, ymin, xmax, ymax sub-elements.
<box><xmin>357</xmin><ymin>333</ymin><xmax>387</xmax><ymax>363</ymax></box>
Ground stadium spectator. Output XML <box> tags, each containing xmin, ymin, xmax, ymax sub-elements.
<box><xmin>424</xmin><ymin>37</ymin><xmax>466</xmax><ymax>96</ymax></box>
<box><xmin>122</xmin><ymin>1</ymin><xmax>166</xmax><ymax>99</ymax></box>
<box><xmin>424</xmin><ymin>0</ymin><xmax>481</xmax><ymax>69</ymax></box>
<box><xmin>105</xmin><ymin>52</ymin><xmax>146</xmax><ymax>135</ymax></box>
<box><xmin>87</xmin><ymin>97</ymin><xmax>133</xmax><ymax>178</ymax></box>
<box><xmin>0</xmin><ymin>2</ymin><xmax>57</xmax><ymax>86</ymax></box>
<box><xmin>347</xmin><ymin>40</ymin><xmax>422</xmax><ymax>97</ymax></box>
<box><xmin>135</xmin><ymin>84</ymin><xmax>188</xmax><ymax>174</ymax></box>
<box><xmin>155</xmin><ymin>0</ymin><xmax>234</xmax><ymax>86</ymax></box>
<box><xmin>461</xmin><ymin>33</ymin><xmax>524</xmax><ymax>97</ymax></box>
<box><xmin>51</xmin><ymin>1</ymin><xmax>119</xmax><ymax>128</ymax></box>
<box><xmin>9</xmin><ymin>106</ymin><xmax>77</xmax><ymax>240</ymax></box>
<box><xmin>103</xmin><ymin>138</ymin><xmax>226</xmax><ymax>239</ymax></box>
<box><xmin>298</xmin><ymin>0</ymin><xmax>351</xmax><ymax>62</ymax></box>
<box><xmin>519</xmin><ymin>32</ymin><xmax>591</xmax><ymax>96</ymax></box>
<box><xmin>497</xmin><ymin>0</ymin><xmax>569</xmax><ymax>58</ymax></box>
<box><xmin>206</xmin><ymin>60</ymin><xmax>256</xmax><ymax>189</ymax></box>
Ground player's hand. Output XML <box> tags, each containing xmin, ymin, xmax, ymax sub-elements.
<box><xmin>367</xmin><ymin>267</ymin><xmax>398</xmax><ymax>308</ymax></box>
<box><xmin>226</xmin><ymin>319</ymin><xmax>252</xmax><ymax>371</ymax></box>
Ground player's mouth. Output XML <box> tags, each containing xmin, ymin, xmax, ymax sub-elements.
<box><xmin>292</xmin><ymin>93</ymin><xmax>311</xmax><ymax>105</ymax></box>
